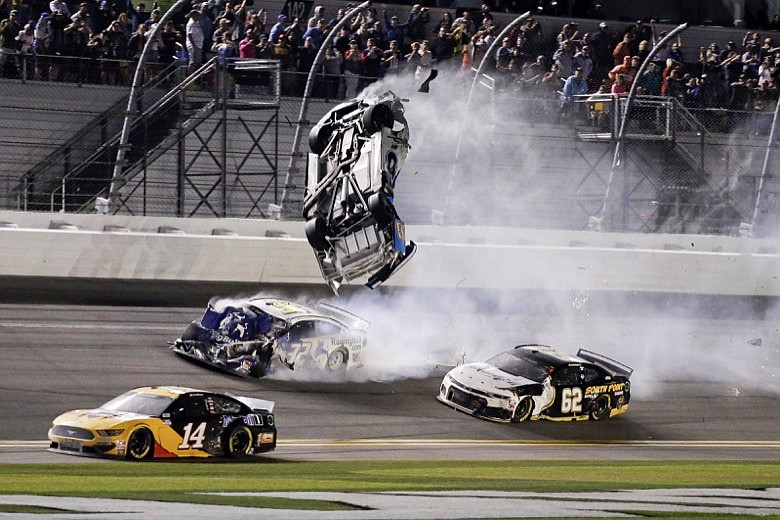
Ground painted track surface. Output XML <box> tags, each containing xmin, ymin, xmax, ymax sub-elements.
<box><xmin>1</xmin><ymin>291</ymin><xmax>780</xmax><ymax>463</ymax></box>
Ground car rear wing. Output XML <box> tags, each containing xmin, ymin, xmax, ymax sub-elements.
<box><xmin>316</xmin><ymin>301</ymin><xmax>370</xmax><ymax>332</ymax></box>
<box><xmin>577</xmin><ymin>349</ymin><xmax>634</xmax><ymax>378</ymax></box>
<box><xmin>234</xmin><ymin>396</ymin><xmax>275</xmax><ymax>413</ymax></box>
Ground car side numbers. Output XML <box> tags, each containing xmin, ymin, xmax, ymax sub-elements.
<box><xmin>561</xmin><ymin>387</ymin><xmax>583</xmax><ymax>414</ymax></box>
<box><xmin>287</xmin><ymin>341</ymin><xmax>312</xmax><ymax>363</ymax></box>
<box><xmin>178</xmin><ymin>422</ymin><xmax>207</xmax><ymax>449</ymax></box>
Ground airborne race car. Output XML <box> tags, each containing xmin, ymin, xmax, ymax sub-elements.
<box><xmin>170</xmin><ymin>298</ymin><xmax>369</xmax><ymax>378</ymax></box>
<box><xmin>438</xmin><ymin>345</ymin><xmax>633</xmax><ymax>423</ymax></box>
<box><xmin>48</xmin><ymin>386</ymin><xmax>276</xmax><ymax>460</ymax></box>
<box><xmin>303</xmin><ymin>91</ymin><xmax>417</xmax><ymax>294</ymax></box>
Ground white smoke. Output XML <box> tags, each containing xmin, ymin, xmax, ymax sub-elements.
<box><xmin>204</xmin><ymin>66</ymin><xmax>780</xmax><ymax>399</ymax></box>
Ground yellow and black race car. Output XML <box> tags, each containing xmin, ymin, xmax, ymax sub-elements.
<box><xmin>48</xmin><ymin>386</ymin><xmax>276</xmax><ymax>460</ymax></box>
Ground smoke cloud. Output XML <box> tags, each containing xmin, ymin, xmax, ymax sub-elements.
<box><xmin>207</xmin><ymin>66</ymin><xmax>780</xmax><ymax>400</ymax></box>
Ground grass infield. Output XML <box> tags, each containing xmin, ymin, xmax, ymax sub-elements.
<box><xmin>0</xmin><ymin>460</ymin><xmax>779</xmax><ymax>511</ymax></box>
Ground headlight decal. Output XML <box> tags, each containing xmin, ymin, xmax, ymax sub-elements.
<box><xmin>96</xmin><ymin>429</ymin><xmax>124</xmax><ymax>437</ymax></box>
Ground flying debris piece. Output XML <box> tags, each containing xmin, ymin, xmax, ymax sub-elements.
<box><xmin>748</xmin><ymin>338</ymin><xmax>763</xmax><ymax>346</ymax></box>
<box><xmin>418</xmin><ymin>69</ymin><xmax>438</xmax><ymax>93</ymax></box>
<box><xmin>303</xmin><ymin>91</ymin><xmax>416</xmax><ymax>294</ymax></box>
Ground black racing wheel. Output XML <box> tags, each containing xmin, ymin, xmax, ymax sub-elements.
<box><xmin>304</xmin><ymin>216</ymin><xmax>329</xmax><ymax>250</ymax></box>
<box><xmin>223</xmin><ymin>423</ymin><xmax>253</xmax><ymax>459</ymax></box>
<box><xmin>589</xmin><ymin>395</ymin><xmax>611</xmax><ymax>421</ymax></box>
<box><xmin>308</xmin><ymin>124</ymin><xmax>332</xmax><ymax>155</ymax></box>
<box><xmin>126</xmin><ymin>427</ymin><xmax>154</xmax><ymax>460</ymax></box>
<box><xmin>511</xmin><ymin>396</ymin><xmax>533</xmax><ymax>423</ymax></box>
<box><xmin>362</xmin><ymin>103</ymin><xmax>394</xmax><ymax>134</ymax></box>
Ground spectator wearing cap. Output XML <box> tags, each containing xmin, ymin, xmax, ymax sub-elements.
<box><xmin>268</xmin><ymin>13</ymin><xmax>286</xmax><ymax>44</ymax></box>
<box><xmin>343</xmin><ymin>39</ymin><xmax>361</xmax><ymax>98</ymax></box>
<box><xmin>0</xmin><ymin>9</ymin><xmax>21</xmax><ymax>77</ymax></box>
<box><xmin>573</xmin><ymin>44</ymin><xmax>595</xmax><ymax>87</ymax></box>
<box><xmin>70</xmin><ymin>2</ymin><xmax>93</xmax><ymax>32</ymax></box>
<box><xmin>588</xmin><ymin>21</ymin><xmax>613</xmax><ymax>71</ymax></box>
<box><xmin>185</xmin><ymin>8</ymin><xmax>204</xmax><ymax>75</ymax></box>
<box><xmin>382</xmin><ymin>38</ymin><xmax>402</xmax><ymax>75</ymax></box>
<box><xmin>93</xmin><ymin>0</ymin><xmax>114</xmax><ymax>34</ymax></box>
<box><xmin>553</xmin><ymin>38</ymin><xmax>575</xmax><ymax>79</ymax></box>
<box><xmin>326</xmin><ymin>8</ymin><xmax>345</xmax><ymax>30</ymax></box>
<box><xmin>33</xmin><ymin>12</ymin><xmax>52</xmax><ymax>79</ymax></box>
<box><xmin>383</xmin><ymin>10</ymin><xmax>408</xmax><ymax>52</ymax></box>
<box><xmin>49</xmin><ymin>0</ymin><xmax>69</xmax><ymax>17</ymax></box>
<box><xmin>630</xmin><ymin>20</ymin><xmax>652</xmax><ymax>51</ymax></box>
<box><xmin>361</xmin><ymin>36</ymin><xmax>383</xmax><ymax>88</ymax></box>
<box><xmin>282</xmin><ymin>16</ymin><xmax>303</xmax><ymax>50</ymax></box>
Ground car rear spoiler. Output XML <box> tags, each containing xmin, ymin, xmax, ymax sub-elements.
<box><xmin>316</xmin><ymin>301</ymin><xmax>371</xmax><ymax>332</ymax></box>
<box><xmin>234</xmin><ymin>396</ymin><xmax>275</xmax><ymax>413</ymax></box>
<box><xmin>577</xmin><ymin>349</ymin><xmax>633</xmax><ymax>378</ymax></box>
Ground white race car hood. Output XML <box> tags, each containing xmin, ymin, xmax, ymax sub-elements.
<box><xmin>448</xmin><ymin>363</ymin><xmax>539</xmax><ymax>394</ymax></box>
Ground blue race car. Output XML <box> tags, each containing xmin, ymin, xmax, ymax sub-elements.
<box><xmin>170</xmin><ymin>298</ymin><xmax>369</xmax><ymax>378</ymax></box>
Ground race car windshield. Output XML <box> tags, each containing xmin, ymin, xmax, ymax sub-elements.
<box><xmin>486</xmin><ymin>352</ymin><xmax>552</xmax><ymax>382</ymax></box>
<box><xmin>100</xmin><ymin>391</ymin><xmax>175</xmax><ymax>416</ymax></box>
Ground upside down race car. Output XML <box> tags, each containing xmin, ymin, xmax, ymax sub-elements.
<box><xmin>48</xmin><ymin>386</ymin><xmax>276</xmax><ymax>459</ymax></box>
<box><xmin>170</xmin><ymin>298</ymin><xmax>369</xmax><ymax>378</ymax></box>
<box><xmin>438</xmin><ymin>345</ymin><xmax>633</xmax><ymax>423</ymax></box>
<box><xmin>303</xmin><ymin>91</ymin><xmax>417</xmax><ymax>294</ymax></box>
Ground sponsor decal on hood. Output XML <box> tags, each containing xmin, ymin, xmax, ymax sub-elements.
<box><xmin>450</xmin><ymin>363</ymin><xmax>538</xmax><ymax>393</ymax></box>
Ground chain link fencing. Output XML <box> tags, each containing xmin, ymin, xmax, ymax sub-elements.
<box><xmin>1</xmin><ymin>54</ymin><xmax>778</xmax><ymax>236</ymax></box>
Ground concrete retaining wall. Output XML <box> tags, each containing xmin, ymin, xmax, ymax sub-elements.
<box><xmin>1</xmin><ymin>210</ymin><xmax>778</xmax><ymax>296</ymax></box>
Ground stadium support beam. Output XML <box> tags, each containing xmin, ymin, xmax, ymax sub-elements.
<box><xmin>599</xmin><ymin>23</ymin><xmax>689</xmax><ymax>231</ymax></box>
<box><xmin>108</xmin><ymin>0</ymin><xmax>191</xmax><ymax>211</ymax></box>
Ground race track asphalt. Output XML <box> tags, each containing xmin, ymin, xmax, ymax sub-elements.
<box><xmin>1</xmin><ymin>283</ymin><xmax>779</xmax><ymax>463</ymax></box>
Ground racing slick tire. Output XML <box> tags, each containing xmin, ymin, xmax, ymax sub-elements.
<box><xmin>305</xmin><ymin>216</ymin><xmax>330</xmax><ymax>250</ymax></box>
<box><xmin>326</xmin><ymin>348</ymin><xmax>348</xmax><ymax>372</ymax></box>
<box><xmin>180</xmin><ymin>322</ymin><xmax>199</xmax><ymax>341</ymax></box>
<box><xmin>308</xmin><ymin>124</ymin><xmax>332</xmax><ymax>155</ymax></box>
<box><xmin>362</xmin><ymin>103</ymin><xmax>394</xmax><ymax>135</ymax></box>
<box><xmin>367</xmin><ymin>192</ymin><xmax>394</xmax><ymax>228</ymax></box>
<box><xmin>223</xmin><ymin>424</ymin><xmax>254</xmax><ymax>459</ymax></box>
<box><xmin>589</xmin><ymin>395</ymin><xmax>611</xmax><ymax>421</ymax></box>
<box><xmin>126</xmin><ymin>427</ymin><xmax>154</xmax><ymax>460</ymax></box>
<box><xmin>511</xmin><ymin>396</ymin><xmax>534</xmax><ymax>423</ymax></box>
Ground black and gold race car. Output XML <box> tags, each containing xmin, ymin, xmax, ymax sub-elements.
<box><xmin>48</xmin><ymin>386</ymin><xmax>276</xmax><ymax>459</ymax></box>
<box><xmin>438</xmin><ymin>345</ymin><xmax>632</xmax><ymax>423</ymax></box>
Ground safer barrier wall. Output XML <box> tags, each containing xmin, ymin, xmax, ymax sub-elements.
<box><xmin>1</xmin><ymin>211</ymin><xmax>778</xmax><ymax>296</ymax></box>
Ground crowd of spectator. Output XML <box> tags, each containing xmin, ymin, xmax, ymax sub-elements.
<box><xmin>0</xmin><ymin>0</ymin><xmax>779</xmax><ymax>122</ymax></box>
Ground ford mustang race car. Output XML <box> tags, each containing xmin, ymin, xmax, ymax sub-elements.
<box><xmin>438</xmin><ymin>345</ymin><xmax>632</xmax><ymax>423</ymax></box>
<box><xmin>170</xmin><ymin>298</ymin><xmax>368</xmax><ymax>378</ymax></box>
<box><xmin>303</xmin><ymin>90</ymin><xmax>417</xmax><ymax>294</ymax></box>
<box><xmin>48</xmin><ymin>386</ymin><xmax>276</xmax><ymax>459</ymax></box>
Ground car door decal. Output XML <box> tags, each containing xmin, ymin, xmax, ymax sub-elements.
<box><xmin>178</xmin><ymin>422</ymin><xmax>207</xmax><ymax>449</ymax></box>
<box><xmin>560</xmin><ymin>387</ymin><xmax>583</xmax><ymax>414</ymax></box>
